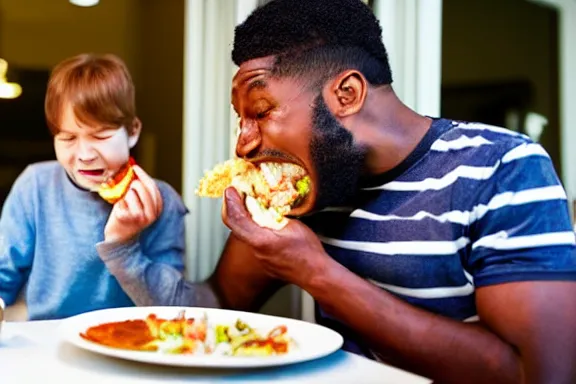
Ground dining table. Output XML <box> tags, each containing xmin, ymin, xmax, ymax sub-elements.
<box><xmin>0</xmin><ymin>319</ymin><xmax>432</xmax><ymax>384</ymax></box>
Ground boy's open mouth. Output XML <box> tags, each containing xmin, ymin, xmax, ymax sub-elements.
<box><xmin>78</xmin><ymin>169</ymin><xmax>105</xmax><ymax>177</ymax></box>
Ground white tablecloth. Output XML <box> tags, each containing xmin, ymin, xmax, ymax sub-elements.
<box><xmin>0</xmin><ymin>320</ymin><xmax>431</xmax><ymax>384</ymax></box>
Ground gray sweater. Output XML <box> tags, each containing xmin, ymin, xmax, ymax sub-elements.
<box><xmin>0</xmin><ymin>161</ymin><xmax>187</xmax><ymax>320</ymax></box>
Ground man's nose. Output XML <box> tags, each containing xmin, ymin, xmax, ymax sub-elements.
<box><xmin>235</xmin><ymin>119</ymin><xmax>261</xmax><ymax>158</ymax></box>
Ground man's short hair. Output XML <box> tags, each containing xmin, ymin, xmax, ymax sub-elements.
<box><xmin>45</xmin><ymin>53</ymin><xmax>138</xmax><ymax>135</ymax></box>
<box><xmin>232</xmin><ymin>0</ymin><xmax>393</xmax><ymax>89</ymax></box>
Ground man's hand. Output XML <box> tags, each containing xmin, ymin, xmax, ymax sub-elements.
<box><xmin>221</xmin><ymin>187</ymin><xmax>331</xmax><ymax>286</ymax></box>
<box><xmin>104</xmin><ymin>166</ymin><xmax>163</xmax><ymax>243</ymax></box>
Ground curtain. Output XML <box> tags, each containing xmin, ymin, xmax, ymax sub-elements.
<box><xmin>182</xmin><ymin>0</ymin><xmax>236</xmax><ymax>281</ymax></box>
<box><xmin>373</xmin><ymin>0</ymin><xmax>442</xmax><ymax>117</ymax></box>
<box><xmin>182</xmin><ymin>0</ymin><xmax>266</xmax><ymax>281</ymax></box>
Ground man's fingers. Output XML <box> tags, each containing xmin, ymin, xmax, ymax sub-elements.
<box><xmin>222</xmin><ymin>187</ymin><xmax>268</xmax><ymax>245</ymax></box>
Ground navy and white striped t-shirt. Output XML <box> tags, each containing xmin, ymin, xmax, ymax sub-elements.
<box><xmin>303</xmin><ymin>118</ymin><xmax>576</xmax><ymax>356</ymax></box>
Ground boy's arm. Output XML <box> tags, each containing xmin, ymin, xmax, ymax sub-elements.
<box><xmin>0</xmin><ymin>167</ymin><xmax>36</xmax><ymax>305</ymax></box>
<box><xmin>95</xmin><ymin>177</ymin><xmax>218</xmax><ymax>307</ymax></box>
<box><xmin>98</xmin><ymin>231</ymin><xmax>282</xmax><ymax>310</ymax></box>
<box><xmin>96</xmin><ymin>239</ymin><xmax>220</xmax><ymax>308</ymax></box>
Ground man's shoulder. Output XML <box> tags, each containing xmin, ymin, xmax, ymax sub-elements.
<box><xmin>434</xmin><ymin>119</ymin><xmax>550</xmax><ymax>176</ymax></box>
<box><xmin>445</xmin><ymin>120</ymin><xmax>535</xmax><ymax>153</ymax></box>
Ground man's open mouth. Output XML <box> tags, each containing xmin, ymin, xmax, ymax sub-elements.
<box><xmin>237</xmin><ymin>161</ymin><xmax>311</xmax><ymax>218</ymax></box>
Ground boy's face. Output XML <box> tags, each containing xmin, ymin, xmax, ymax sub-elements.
<box><xmin>53</xmin><ymin>103</ymin><xmax>140</xmax><ymax>191</ymax></box>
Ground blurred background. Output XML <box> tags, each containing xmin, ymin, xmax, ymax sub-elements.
<box><xmin>0</xmin><ymin>0</ymin><xmax>574</xmax><ymax>320</ymax></box>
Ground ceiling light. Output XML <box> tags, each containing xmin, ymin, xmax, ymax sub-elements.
<box><xmin>0</xmin><ymin>82</ymin><xmax>22</xmax><ymax>99</ymax></box>
<box><xmin>0</xmin><ymin>59</ymin><xmax>22</xmax><ymax>99</ymax></box>
<box><xmin>69</xmin><ymin>0</ymin><xmax>99</xmax><ymax>7</ymax></box>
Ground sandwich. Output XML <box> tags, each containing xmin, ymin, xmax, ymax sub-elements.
<box><xmin>196</xmin><ymin>158</ymin><xmax>311</xmax><ymax>230</ymax></box>
<box><xmin>98</xmin><ymin>157</ymin><xmax>137</xmax><ymax>204</ymax></box>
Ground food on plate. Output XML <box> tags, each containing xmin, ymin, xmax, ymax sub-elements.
<box><xmin>195</xmin><ymin>158</ymin><xmax>311</xmax><ymax>230</ymax></box>
<box><xmin>79</xmin><ymin>318</ymin><xmax>155</xmax><ymax>351</ymax></box>
<box><xmin>97</xmin><ymin>157</ymin><xmax>137</xmax><ymax>204</ymax></box>
<box><xmin>80</xmin><ymin>310</ymin><xmax>294</xmax><ymax>357</ymax></box>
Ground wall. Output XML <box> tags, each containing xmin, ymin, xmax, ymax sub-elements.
<box><xmin>0</xmin><ymin>0</ymin><xmax>185</xmax><ymax>193</ymax></box>
<box><xmin>135</xmin><ymin>0</ymin><xmax>185</xmax><ymax>192</ymax></box>
<box><xmin>0</xmin><ymin>0</ymin><xmax>139</xmax><ymax>72</ymax></box>
<box><xmin>527</xmin><ymin>0</ymin><xmax>576</xmax><ymax>215</ymax></box>
<box><xmin>442</xmin><ymin>0</ymin><xmax>560</xmax><ymax>171</ymax></box>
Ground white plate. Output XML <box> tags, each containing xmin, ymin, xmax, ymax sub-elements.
<box><xmin>59</xmin><ymin>306</ymin><xmax>344</xmax><ymax>368</ymax></box>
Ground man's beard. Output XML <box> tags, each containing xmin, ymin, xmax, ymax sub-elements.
<box><xmin>310</xmin><ymin>94</ymin><xmax>367</xmax><ymax>210</ymax></box>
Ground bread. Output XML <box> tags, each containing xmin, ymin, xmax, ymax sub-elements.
<box><xmin>196</xmin><ymin>158</ymin><xmax>311</xmax><ymax>230</ymax></box>
<box><xmin>98</xmin><ymin>157</ymin><xmax>137</xmax><ymax>204</ymax></box>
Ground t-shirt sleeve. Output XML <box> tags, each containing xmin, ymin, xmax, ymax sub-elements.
<box><xmin>0</xmin><ymin>166</ymin><xmax>36</xmax><ymax>305</ymax></box>
<box><xmin>465</xmin><ymin>141</ymin><xmax>576</xmax><ymax>287</ymax></box>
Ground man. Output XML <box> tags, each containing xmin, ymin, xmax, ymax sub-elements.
<box><xmin>108</xmin><ymin>1</ymin><xmax>576</xmax><ymax>383</ymax></box>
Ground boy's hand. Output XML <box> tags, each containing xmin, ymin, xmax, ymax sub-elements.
<box><xmin>104</xmin><ymin>166</ymin><xmax>163</xmax><ymax>243</ymax></box>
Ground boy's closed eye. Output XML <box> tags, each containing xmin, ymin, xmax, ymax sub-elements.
<box><xmin>93</xmin><ymin>128</ymin><xmax>118</xmax><ymax>141</ymax></box>
<box><xmin>93</xmin><ymin>134</ymin><xmax>114</xmax><ymax>141</ymax></box>
<box><xmin>57</xmin><ymin>134</ymin><xmax>76</xmax><ymax>142</ymax></box>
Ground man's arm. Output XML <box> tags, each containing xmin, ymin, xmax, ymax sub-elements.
<box><xmin>301</xmin><ymin>141</ymin><xmax>576</xmax><ymax>383</ymax></box>
<box><xmin>213</xmin><ymin>219</ymin><xmax>575</xmax><ymax>383</ymax></box>
<box><xmin>477</xmin><ymin>281</ymin><xmax>576</xmax><ymax>384</ymax></box>
<box><xmin>220</xmin><ymin>189</ymin><xmax>523</xmax><ymax>383</ymax></box>
<box><xmin>308</xmin><ymin>260</ymin><xmax>576</xmax><ymax>384</ymax></box>
<box><xmin>211</xmin><ymin>234</ymin><xmax>286</xmax><ymax>311</ymax></box>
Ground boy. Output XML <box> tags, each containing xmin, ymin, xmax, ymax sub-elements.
<box><xmin>0</xmin><ymin>53</ymin><xmax>187</xmax><ymax>320</ymax></box>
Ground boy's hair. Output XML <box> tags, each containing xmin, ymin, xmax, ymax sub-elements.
<box><xmin>45</xmin><ymin>53</ymin><xmax>138</xmax><ymax>135</ymax></box>
<box><xmin>232</xmin><ymin>0</ymin><xmax>393</xmax><ymax>89</ymax></box>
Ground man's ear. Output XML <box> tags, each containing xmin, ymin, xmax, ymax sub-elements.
<box><xmin>128</xmin><ymin>117</ymin><xmax>142</xmax><ymax>149</ymax></box>
<box><xmin>323</xmin><ymin>70</ymin><xmax>368</xmax><ymax>118</ymax></box>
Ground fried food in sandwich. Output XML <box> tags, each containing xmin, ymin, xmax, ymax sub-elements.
<box><xmin>98</xmin><ymin>157</ymin><xmax>137</xmax><ymax>204</ymax></box>
<box><xmin>196</xmin><ymin>158</ymin><xmax>311</xmax><ymax>230</ymax></box>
